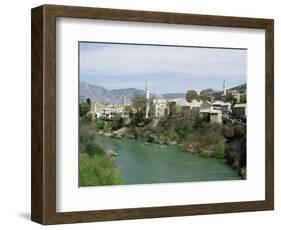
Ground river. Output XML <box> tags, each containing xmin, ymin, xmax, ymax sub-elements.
<box><xmin>97</xmin><ymin>135</ymin><xmax>240</xmax><ymax>184</ymax></box>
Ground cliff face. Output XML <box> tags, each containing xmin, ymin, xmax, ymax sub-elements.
<box><xmin>223</xmin><ymin>125</ymin><xmax>247</xmax><ymax>179</ymax></box>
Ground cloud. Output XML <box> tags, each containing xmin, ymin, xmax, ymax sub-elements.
<box><xmin>80</xmin><ymin>43</ymin><xmax>246</xmax><ymax>78</ymax></box>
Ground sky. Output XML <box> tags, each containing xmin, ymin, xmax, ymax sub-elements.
<box><xmin>79</xmin><ymin>42</ymin><xmax>247</xmax><ymax>94</ymax></box>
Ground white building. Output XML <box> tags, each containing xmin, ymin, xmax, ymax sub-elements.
<box><xmin>94</xmin><ymin>104</ymin><xmax>127</xmax><ymax>121</ymax></box>
<box><xmin>150</xmin><ymin>98</ymin><xmax>169</xmax><ymax>118</ymax></box>
<box><xmin>212</xmin><ymin>100</ymin><xmax>231</xmax><ymax>113</ymax></box>
<box><xmin>168</xmin><ymin>98</ymin><xmax>202</xmax><ymax>117</ymax></box>
<box><xmin>199</xmin><ymin>100</ymin><xmax>231</xmax><ymax>124</ymax></box>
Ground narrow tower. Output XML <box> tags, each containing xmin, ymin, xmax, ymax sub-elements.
<box><xmin>223</xmin><ymin>80</ymin><xmax>227</xmax><ymax>96</ymax></box>
<box><xmin>145</xmin><ymin>78</ymin><xmax>150</xmax><ymax>119</ymax></box>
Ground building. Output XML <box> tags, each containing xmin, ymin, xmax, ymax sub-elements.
<box><xmin>95</xmin><ymin>107</ymin><xmax>117</xmax><ymax>120</ymax></box>
<box><xmin>212</xmin><ymin>100</ymin><xmax>231</xmax><ymax>113</ymax></box>
<box><xmin>198</xmin><ymin>100</ymin><xmax>232</xmax><ymax>124</ymax></box>
<box><xmin>228</xmin><ymin>90</ymin><xmax>241</xmax><ymax>103</ymax></box>
<box><xmin>200</xmin><ymin>101</ymin><xmax>212</xmax><ymax>112</ymax></box>
<box><xmin>233</xmin><ymin>103</ymin><xmax>247</xmax><ymax>120</ymax></box>
<box><xmin>93</xmin><ymin>103</ymin><xmax>128</xmax><ymax>121</ymax></box>
<box><xmin>199</xmin><ymin>102</ymin><xmax>223</xmax><ymax>124</ymax></box>
<box><xmin>210</xmin><ymin>110</ymin><xmax>222</xmax><ymax>123</ymax></box>
<box><xmin>168</xmin><ymin>98</ymin><xmax>188</xmax><ymax>116</ymax></box>
<box><xmin>150</xmin><ymin>98</ymin><xmax>169</xmax><ymax>118</ymax></box>
<box><xmin>181</xmin><ymin>106</ymin><xmax>191</xmax><ymax>118</ymax></box>
<box><xmin>189</xmin><ymin>99</ymin><xmax>203</xmax><ymax>117</ymax></box>
<box><xmin>168</xmin><ymin>98</ymin><xmax>202</xmax><ymax>117</ymax></box>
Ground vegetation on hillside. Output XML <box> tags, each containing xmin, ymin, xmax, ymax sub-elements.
<box><xmin>223</xmin><ymin>125</ymin><xmax>246</xmax><ymax>170</ymax></box>
<box><xmin>79</xmin><ymin>103</ymin><xmax>123</xmax><ymax>186</ymax></box>
<box><xmin>147</xmin><ymin>115</ymin><xmax>226</xmax><ymax>158</ymax></box>
<box><xmin>79</xmin><ymin>99</ymin><xmax>91</xmax><ymax>117</ymax></box>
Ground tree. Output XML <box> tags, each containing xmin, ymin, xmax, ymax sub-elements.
<box><xmin>131</xmin><ymin>95</ymin><xmax>146</xmax><ymax>114</ymax></box>
<box><xmin>79</xmin><ymin>102</ymin><xmax>91</xmax><ymax>117</ymax></box>
<box><xmin>224</xmin><ymin>93</ymin><xmax>237</xmax><ymax>108</ymax></box>
<box><xmin>86</xmin><ymin>98</ymin><xmax>91</xmax><ymax>105</ymax></box>
<box><xmin>186</xmin><ymin>90</ymin><xmax>199</xmax><ymax>102</ymax></box>
<box><xmin>95</xmin><ymin>119</ymin><xmax>105</xmax><ymax>131</ymax></box>
<box><xmin>240</xmin><ymin>94</ymin><xmax>247</xmax><ymax>103</ymax></box>
<box><xmin>199</xmin><ymin>88</ymin><xmax>215</xmax><ymax>102</ymax></box>
<box><xmin>200</xmin><ymin>88</ymin><xmax>214</xmax><ymax>95</ymax></box>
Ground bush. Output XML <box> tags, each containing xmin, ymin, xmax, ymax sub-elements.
<box><xmin>192</xmin><ymin>116</ymin><xmax>203</xmax><ymax>129</ymax></box>
<box><xmin>85</xmin><ymin>143</ymin><xmax>105</xmax><ymax>156</ymax></box>
<box><xmin>112</xmin><ymin>115</ymin><xmax>123</xmax><ymax>130</ymax></box>
<box><xmin>95</xmin><ymin>119</ymin><xmax>105</xmax><ymax>131</ymax></box>
<box><xmin>224</xmin><ymin>125</ymin><xmax>246</xmax><ymax>168</ymax></box>
<box><xmin>199</xmin><ymin>150</ymin><xmax>213</xmax><ymax>158</ymax></box>
<box><xmin>79</xmin><ymin>154</ymin><xmax>124</xmax><ymax>186</ymax></box>
<box><xmin>143</xmin><ymin>118</ymin><xmax>152</xmax><ymax>126</ymax></box>
<box><xmin>81</xmin><ymin>113</ymin><xmax>92</xmax><ymax>124</ymax></box>
<box><xmin>80</xmin><ymin>123</ymin><xmax>95</xmax><ymax>151</ymax></box>
<box><xmin>79</xmin><ymin>102</ymin><xmax>91</xmax><ymax>117</ymax></box>
<box><xmin>214</xmin><ymin>143</ymin><xmax>225</xmax><ymax>159</ymax></box>
<box><xmin>185</xmin><ymin>120</ymin><xmax>224</xmax><ymax>152</ymax></box>
<box><xmin>79</xmin><ymin>116</ymin><xmax>124</xmax><ymax>186</ymax></box>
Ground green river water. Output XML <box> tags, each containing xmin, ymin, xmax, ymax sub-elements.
<box><xmin>97</xmin><ymin>135</ymin><xmax>240</xmax><ymax>184</ymax></box>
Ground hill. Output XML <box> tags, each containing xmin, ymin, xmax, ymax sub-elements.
<box><xmin>80</xmin><ymin>82</ymin><xmax>146</xmax><ymax>104</ymax></box>
<box><xmin>229</xmin><ymin>84</ymin><xmax>246</xmax><ymax>92</ymax></box>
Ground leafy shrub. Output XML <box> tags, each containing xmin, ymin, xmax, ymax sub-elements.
<box><xmin>185</xmin><ymin>119</ymin><xmax>224</xmax><ymax>152</ymax></box>
<box><xmin>214</xmin><ymin>143</ymin><xmax>225</xmax><ymax>159</ymax></box>
<box><xmin>95</xmin><ymin>119</ymin><xmax>105</xmax><ymax>131</ymax></box>
<box><xmin>199</xmin><ymin>150</ymin><xmax>213</xmax><ymax>158</ymax></box>
<box><xmin>81</xmin><ymin>113</ymin><xmax>92</xmax><ymax>124</ymax></box>
<box><xmin>85</xmin><ymin>143</ymin><xmax>105</xmax><ymax>156</ymax></box>
<box><xmin>79</xmin><ymin>102</ymin><xmax>91</xmax><ymax>117</ymax></box>
<box><xmin>224</xmin><ymin>125</ymin><xmax>246</xmax><ymax>168</ymax></box>
<box><xmin>79</xmin><ymin>154</ymin><xmax>123</xmax><ymax>186</ymax></box>
<box><xmin>79</xmin><ymin>122</ymin><xmax>95</xmax><ymax>152</ymax></box>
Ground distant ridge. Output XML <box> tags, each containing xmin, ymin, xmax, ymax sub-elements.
<box><xmin>162</xmin><ymin>93</ymin><xmax>186</xmax><ymax>99</ymax></box>
<box><xmin>229</xmin><ymin>83</ymin><xmax>246</xmax><ymax>91</ymax></box>
<box><xmin>80</xmin><ymin>82</ymin><xmax>146</xmax><ymax>104</ymax></box>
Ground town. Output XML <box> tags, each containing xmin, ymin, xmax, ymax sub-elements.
<box><xmin>86</xmin><ymin>79</ymin><xmax>246</xmax><ymax>126</ymax></box>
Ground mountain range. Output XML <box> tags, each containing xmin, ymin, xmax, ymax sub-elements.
<box><xmin>80</xmin><ymin>82</ymin><xmax>187</xmax><ymax>104</ymax></box>
<box><xmin>80</xmin><ymin>82</ymin><xmax>146</xmax><ymax>104</ymax></box>
<box><xmin>229</xmin><ymin>83</ymin><xmax>246</xmax><ymax>91</ymax></box>
<box><xmin>80</xmin><ymin>82</ymin><xmax>246</xmax><ymax>104</ymax></box>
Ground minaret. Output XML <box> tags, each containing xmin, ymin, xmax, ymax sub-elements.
<box><xmin>145</xmin><ymin>78</ymin><xmax>150</xmax><ymax>118</ymax></box>
<box><xmin>223</xmin><ymin>80</ymin><xmax>227</xmax><ymax>96</ymax></box>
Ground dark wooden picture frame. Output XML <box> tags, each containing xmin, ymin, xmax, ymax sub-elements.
<box><xmin>31</xmin><ymin>4</ymin><xmax>274</xmax><ymax>225</ymax></box>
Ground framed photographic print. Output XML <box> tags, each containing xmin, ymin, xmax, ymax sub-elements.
<box><xmin>31</xmin><ymin>4</ymin><xmax>274</xmax><ymax>225</ymax></box>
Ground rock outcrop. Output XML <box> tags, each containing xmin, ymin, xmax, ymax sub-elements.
<box><xmin>112</xmin><ymin>127</ymin><xmax>128</xmax><ymax>138</ymax></box>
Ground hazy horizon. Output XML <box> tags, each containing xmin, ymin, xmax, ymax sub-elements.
<box><xmin>80</xmin><ymin>81</ymin><xmax>245</xmax><ymax>95</ymax></box>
